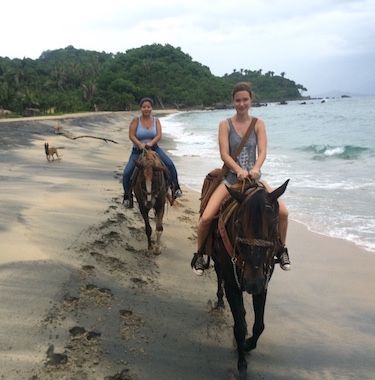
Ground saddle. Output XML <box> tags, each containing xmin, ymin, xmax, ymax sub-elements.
<box><xmin>203</xmin><ymin>180</ymin><xmax>265</xmax><ymax>257</ymax></box>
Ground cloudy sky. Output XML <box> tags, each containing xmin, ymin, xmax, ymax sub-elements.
<box><xmin>1</xmin><ymin>0</ymin><xmax>374</xmax><ymax>96</ymax></box>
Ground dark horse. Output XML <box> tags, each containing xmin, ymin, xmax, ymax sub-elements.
<box><xmin>133</xmin><ymin>149</ymin><xmax>169</xmax><ymax>255</ymax></box>
<box><xmin>212</xmin><ymin>179</ymin><xmax>289</xmax><ymax>377</ymax></box>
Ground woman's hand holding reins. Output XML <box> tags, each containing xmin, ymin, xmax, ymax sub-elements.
<box><xmin>237</xmin><ymin>168</ymin><xmax>249</xmax><ymax>181</ymax></box>
<box><xmin>249</xmin><ymin>168</ymin><xmax>261</xmax><ymax>180</ymax></box>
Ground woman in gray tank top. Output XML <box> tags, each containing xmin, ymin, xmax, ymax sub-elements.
<box><xmin>192</xmin><ymin>82</ymin><xmax>291</xmax><ymax>275</ymax></box>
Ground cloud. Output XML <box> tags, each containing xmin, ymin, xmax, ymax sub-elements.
<box><xmin>1</xmin><ymin>0</ymin><xmax>374</xmax><ymax>94</ymax></box>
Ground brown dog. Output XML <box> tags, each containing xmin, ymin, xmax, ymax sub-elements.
<box><xmin>44</xmin><ymin>142</ymin><xmax>62</xmax><ymax>161</ymax></box>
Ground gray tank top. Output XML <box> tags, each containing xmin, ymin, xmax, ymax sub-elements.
<box><xmin>224</xmin><ymin>118</ymin><xmax>257</xmax><ymax>185</ymax></box>
<box><xmin>134</xmin><ymin>116</ymin><xmax>157</xmax><ymax>145</ymax></box>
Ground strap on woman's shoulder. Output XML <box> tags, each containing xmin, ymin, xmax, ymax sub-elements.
<box><xmin>227</xmin><ymin>118</ymin><xmax>234</xmax><ymax>130</ymax></box>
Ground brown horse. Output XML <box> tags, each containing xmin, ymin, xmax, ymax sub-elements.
<box><xmin>212</xmin><ymin>179</ymin><xmax>289</xmax><ymax>378</ymax></box>
<box><xmin>133</xmin><ymin>149</ymin><xmax>169</xmax><ymax>255</ymax></box>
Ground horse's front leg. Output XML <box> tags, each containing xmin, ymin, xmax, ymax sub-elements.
<box><xmin>225</xmin><ymin>283</ymin><xmax>247</xmax><ymax>376</ymax></box>
<box><xmin>140</xmin><ymin>207</ymin><xmax>153</xmax><ymax>251</ymax></box>
<box><xmin>244</xmin><ymin>291</ymin><xmax>267</xmax><ymax>352</ymax></box>
<box><xmin>214</xmin><ymin>260</ymin><xmax>225</xmax><ymax>309</ymax></box>
<box><xmin>153</xmin><ymin>203</ymin><xmax>165</xmax><ymax>255</ymax></box>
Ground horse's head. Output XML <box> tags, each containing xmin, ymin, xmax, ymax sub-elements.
<box><xmin>135</xmin><ymin>149</ymin><xmax>166</xmax><ymax>208</ymax></box>
<box><xmin>227</xmin><ymin>180</ymin><xmax>289</xmax><ymax>294</ymax></box>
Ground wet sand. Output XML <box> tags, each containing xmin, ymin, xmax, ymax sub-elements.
<box><xmin>0</xmin><ymin>112</ymin><xmax>374</xmax><ymax>379</ymax></box>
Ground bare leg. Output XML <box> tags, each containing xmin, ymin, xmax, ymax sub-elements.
<box><xmin>278</xmin><ymin>200</ymin><xmax>288</xmax><ymax>245</ymax></box>
<box><xmin>192</xmin><ymin>183</ymin><xmax>229</xmax><ymax>275</ymax></box>
<box><xmin>197</xmin><ymin>183</ymin><xmax>229</xmax><ymax>251</ymax></box>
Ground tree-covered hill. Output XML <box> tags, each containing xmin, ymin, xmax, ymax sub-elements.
<box><xmin>0</xmin><ymin>44</ymin><xmax>307</xmax><ymax>116</ymax></box>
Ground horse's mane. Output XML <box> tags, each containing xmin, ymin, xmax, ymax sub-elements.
<box><xmin>239</xmin><ymin>189</ymin><xmax>268</xmax><ymax>238</ymax></box>
<box><xmin>139</xmin><ymin>150</ymin><xmax>164</xmax><ymax>170</ymax></box>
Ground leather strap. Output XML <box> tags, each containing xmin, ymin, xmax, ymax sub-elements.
<box><xmin>232</xmin><ymin>117</ymin><xmax>258</xmax><ymax>159</ymax></box>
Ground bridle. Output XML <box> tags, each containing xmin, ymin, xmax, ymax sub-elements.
<box><xmin>140</xmin><ymin>171</ymin><xmax>165</xmax><ymax>201</ymax></box>
<box><xmin>137</xmin><ymin>150</ymin><xmax>166</xmax><ymax>204</ymax></box>
<box><xmin>232</xmin><ymin>235</ymin><xmax>276</xmax><ymax>291</ymax></box>
<box><xmin>219</xmin><ymin>184</ymin><xmax>278</xmax><ymax>290</ymax></box>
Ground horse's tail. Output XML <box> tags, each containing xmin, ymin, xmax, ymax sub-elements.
<box><xmin>44</xmin><ymin>142</ymin><xmax>49</xmax><ymax>155</ymax></box>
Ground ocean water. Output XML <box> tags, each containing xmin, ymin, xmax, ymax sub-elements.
<box><xmin>161</xmin><ymin>96</ymin><xmax>375</xmax><ymax>253</ymax></box>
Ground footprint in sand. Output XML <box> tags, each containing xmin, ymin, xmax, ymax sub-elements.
<box><xmin>80</xmin><ymin>283</ymin><xmax>113</xmax><ymax>306</ymax></box>
<box><xmin>103</xmin><ymin>230</ymin><xmax>121</xmax><ymax>241</ymax></box>
<box><xmin>130</xmin><ymin>277</ymin><xmax>148</xmax><ymax>287</ymax></box>
<box><xmin>105</xmin><ymin>368</ymin><xmax>138</xmax><ymax>380</ymax></box>
<box><xmin>81</xmin><ymin>264</ymin><xmax>96</xmax><ymax>274</ymax></box>
<box><xmin>69</xmin><ymin>326</ymin><xmax>86</xmax><ymax>337</ymax></box>
<box><xmin>90</xmin><ymin>251</ymin><xmax>128</xmax><ymax>272</ymax></box>
<box><xmin>184</xmin><ymin>208</ymin><xmax>196</xmax><ymax>215</ymax></box>
<box><xmin>177</xmin><ymin>215</ymin><xmax>193</xmax><ymax>223</ymax></box>
<box><xmin>124</xmin><ymin>243</ymin><xmax>140</xmax><ymax>253</ymax></box>
<box><xmin>100</xmin><ymin>218</ymin><xmax>118</xmax><ymax>228</ymax></box>
<box><xmin>85</xmin><ymin>283</ymin><xmax>113</xmax><ymax>295</ymax></box>
<box><xmin>119</xmin><ymin>309</ymin><xmax>144</xmax><ymax>342</ymax></box>
<box><xmin>45</xmin><ymin>344</ymin><xmax>68</xmax><ymax>366</ymax></box>
<box><xmin>63</xmin><ymin>294</ymin><xmax>79</xmax><ymax>306</ymax></box>
<box><xmin>93</xmin><ymin>239</ymin><xmax>107</xmax><ymax>249</ymax></box>
<box><xmin>115</xmin><ymin>212</ymin><xmax>127</xmax><ymax>222</ymax></box>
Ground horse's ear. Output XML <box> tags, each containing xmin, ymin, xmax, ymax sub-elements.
<box><xmin>226</xmin><ymin>186</ymin><xmax>246</xmax><ymax>203</ymax></box>
<box><xmin>269</xmin><ymin>179</ymin><xmax>289</xmax><ymax>201</ymax></box>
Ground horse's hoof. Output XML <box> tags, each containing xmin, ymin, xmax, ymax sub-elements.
<box><xmin>238</xmin><ymin>369</ymin><xmax>248</xmax><ymax>380</ymax></box>
<box><xmin>244</xmin><ymin>337</ymin><xmax>257</xmax><ymax>352</ymax></box>
<box><xmin>153</xmin><ymin>246</ymin><xmax>161</xmax><ymax>255</ymax></box>
<box><xmin>214</xmin><ymin>300</ymin><xmax>225</xmax><ymax>310</ymax></box>
<box><xmin>238</xmin><ymin>360</ymin><xmax>248</xmax><ymax>379</ymax></box>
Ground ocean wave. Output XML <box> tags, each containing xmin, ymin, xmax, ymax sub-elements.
<box><xmin>292</xmin><ymin>216</ymin><xmax>375</xmax><ymax>253</ymax></box>
<box><xmin>300</xmin><ymin>144</ymin><xmax>370</xmax><ymax>160</ymax></box>
<box><xmin>290</xmin><ymin>179</ymin><xmax>375</xmax><ymax>191</ymax></box>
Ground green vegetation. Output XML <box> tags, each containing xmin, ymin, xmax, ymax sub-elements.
<box><xmin>0</xmin><ymin>44</ymin><xmax>307</xmax><ymax>116</ymax></box>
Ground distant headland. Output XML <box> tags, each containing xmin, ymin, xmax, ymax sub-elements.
<box><xmin>0</xmin><ymin>44</ymin><xmax>307</xmax><ymax>117</ymax></box>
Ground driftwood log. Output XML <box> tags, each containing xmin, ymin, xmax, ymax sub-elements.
<box><xmin>71</xmin><ymin>135</ymin><xmax>118</xmax><ymax>144</ymax></box>
<box><xmin>54</xmin><ymin>126</ymin><xmax>118</xmax><ymax>144</ymax></box>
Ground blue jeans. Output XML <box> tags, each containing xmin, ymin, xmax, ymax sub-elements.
<box><xmin>122</xmin><ymin>145</ymin><xmax>180</xmax><ymax>194</ymax></box>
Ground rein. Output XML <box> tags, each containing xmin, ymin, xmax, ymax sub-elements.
<box><xmin>235</xmin><ymin>237</ymin><xmax>274</xmax><ymax>248</ymax></box>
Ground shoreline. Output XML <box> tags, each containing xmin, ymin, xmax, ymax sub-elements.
<box><xmin>0</xmin><ymin>109</ymin><xmax>181</xmax><ymax>123</ymax></box>
<box><xmin>1</xmin><ymin>112</ymin><xmax>374</xmax><ymax>379</ymax></box>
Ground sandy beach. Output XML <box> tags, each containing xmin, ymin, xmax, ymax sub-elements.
<box><xmin>0</xmin><ymin>112</ymin><xmax>374</xmax><ymax>380</ymax></box>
